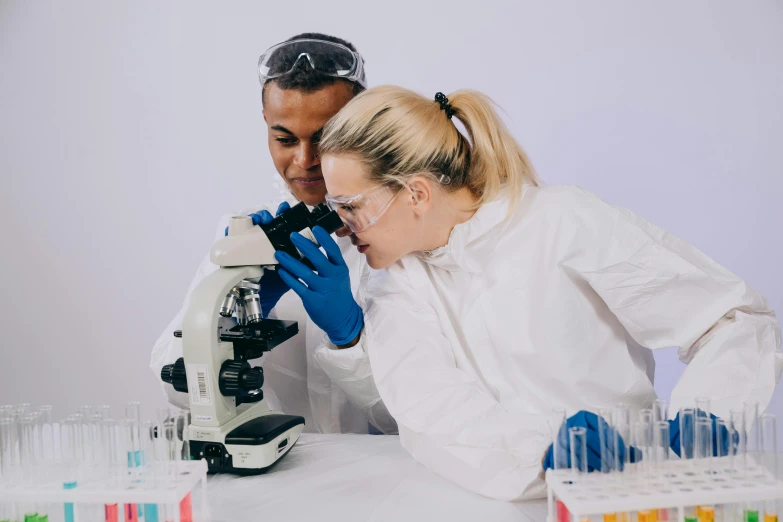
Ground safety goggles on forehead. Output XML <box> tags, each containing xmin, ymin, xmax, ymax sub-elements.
<box><xmin>325</xmin><ymin>183</ymin><xmax>405</xmax><ymax>233</ymax></box>
<box><xmin>258</xmin><ymin>39</ymin><xmax>367</xmax><ymax>88</ymax></box>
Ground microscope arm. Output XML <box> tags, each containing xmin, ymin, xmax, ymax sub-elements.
<box><xmin>182</xmin><ymin>265</ymin><xmax>263</xmax><ymax>428</ymax></box>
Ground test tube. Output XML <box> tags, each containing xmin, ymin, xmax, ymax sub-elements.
<box><xmin>125</xmin><ymin>404</ymin><xmax>144</xmax><ymax>522</ymax></box>
<box><xmin>163</xmin><ymin>420</ymin><xmax>178</xmax><ymax>522</ymax></box>
<box><xmin>652</xmin><ymin>399</ymin><xmax>669</xmax><ymax>423</ymax></box>
<box><xmin>118</xmin><ymin>419</ymin><xmax>139</xmax><ymax>522</ymax></box>
<box><xmin>631</xmin><ymin>420</ymin><xmax>654</xmax><ymax>522</ymax></box>
<box><xmin>654</xmin><ymin>421</ymin><xmax>671</xmax><ymax>522</ymax></box>
<box><xmin>19</xmin><ymin>415</ymin><xmax>36</xmax><ymax>481</ymax></box>
<box><xmin>653</xmin><ymin>421</ymin><xmax>670</xmax><ymax>467</ymax></box>
<box><xmin>612</xmin><ymin>405</ymin><xmax>632</xmax><ymax>522</ymax></box>
<box><xmin>125</xmin><ymin>402</ymin><xmax>143</xmax><ymax>468</ymax></box>
<box><xmin>143</xmin><ymin>420</ymin><xmax>160</xmax><ymax>522</ymax></box>
<box><xmin>548</xmin><ymin>409</ymin><xmax>570</xmax><ymax>522</ymax></box>
<box><xmin>680</xmin><ymin>407</ymin><xmax>697</xmax><ymax>462</ymax></box>
<box><xmin>598</xmin><ymin>409</ymin><xmax>618</xmax><ymax>522</ymax></box>
<box><xmin>695</xmin><ymin>417</ymin><xmax>714</xmax><ymax>464</ymax></box>
<box><xmin>88</xmin><ymin>413</ymin><xmax>104</xmax><ymax>465</ymax></box>
<box><xmin>639</xmin><ymin>409</ymin><xmax>653</xmax><ymax>471</ymax></box>
<box><xmin>38</xmin><ymin>406</ymin><xmax>53</xmax><ymax>461</ymax></box>
<box><xmin>737</xmin><ymin>404</ymin><xmax>761</xmax><ymax>522</ymax></box>
<box><xmin>60</xmin><ymin>418</ymin><xmax>79</xmax><ymax>522</ymax></box>
<box><xmin>549</xmin><ymin>409</ymin><xmax>568</xmax><ymax>471</ymax></box>
<box><xmin>176</xmin><ymin>411</ymin><xmax>193</xmax><ymax>522</ymax></box>
<box><xmin>613</xmin><ymin>404</ymin><xmax>632</xmax><ymax>472</ymax></box>
<box><xmin>695</xmin><ymin>397</ymin><xmax>711</xmax><ymax>418</ymax></box>
<box><xmin>27</xmin><ymin>411</ymin><xmax>43</xmax><ymax>468</ymax></box>
<box><xmin>694</xmin><ymin>417</ymin><xmax>715</xmax><ymax>521</ymax></box>
<box><xmin>598</xmin><ymin>408</ymin><xmax>614</xmax><ymax>474</ymax></box>
<box><xmin>715</xmin><ymin>419</ymin><xmax>731</xmax><ymax>473</ymax></box>
<box><xmin>0</xmin><ymin>419</ymin><xmax>18</xmax><ymax>522</ymax></box>
<box><xmin>745</xmin><ymin>401</ymin><xmax>761</xmax><ymax>460</ymax></box>
<box><xmin>761</xmin><ymin>415</ymin><xmax>777</xmax><ymax>522</ymax></box>
<box><xmin>0</xmin><ymin>417</ymin><xmax>18</xmax><ymax>483</ymax></box>
<box><xmin>27</xmin><ymin>411</ymin><xmax>51</xmax><ymax>522</ymax></box>
<box><xmin>730</xmin><ymin>409</ymin><xmax>746</xmax><ymax>471</ymax></box>
<box><xmin>100</xmin><ymin>419</ymin><xmax>119</xmax><ymax>522</ymax></box>
<box><xmin>570</xmin><ymin>427</ymin><xmax>587</xmax><ymax>475</ymax></box>
<box><xmin>569</xmin><ymin>427</ymin><xmax>590</xmax><ymax>522</ymax></box>
<box><xmin>96</xmin><ymin>405</ymin><xmax>111</xmax><ymax>419</ymax></box>
<box><xmin>628</xmin><ymin>421</ymin><xmax>646</xmax><ymax>478</ymax></box>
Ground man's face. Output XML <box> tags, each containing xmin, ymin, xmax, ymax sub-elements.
<box><xmin>263</xmin><ymin>81</ymin><xmax>356</xmax><ymax>206</ymax></box>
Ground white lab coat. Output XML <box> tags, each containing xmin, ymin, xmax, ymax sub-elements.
<box><xmin>314</xmin><ymin>185</ymin><xmax>782</xmax><ymax>500</ymax></box>
<box><xmin>150</xmin><ymin>182</ymin><xmax>396</xmax><ymax>434</ymax></box>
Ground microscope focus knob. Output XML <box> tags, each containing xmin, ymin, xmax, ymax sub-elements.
<box><xmin>242</xmin><ymin>367</ymin><xmax>264</xmax><ymax>391</ymax></box>
<box><xmin>219</xmin><ymin>360</ymin><xmax>264</xmax><ymax>396</ymax></box>
<box><xmin>161</xmin><ymin>358</ymin><xmax>188</xmax><ymax>393</ymax></box>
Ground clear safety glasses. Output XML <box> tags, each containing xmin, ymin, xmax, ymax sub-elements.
<box><xmin>258</xmin><ymin>39</ymin><xmax>367</xmax><ymax>88</ymax></box>
<box><xmin>325</xmin><ymin>183</ymin><xmax>405</xmax><ymax>233</ymax></box>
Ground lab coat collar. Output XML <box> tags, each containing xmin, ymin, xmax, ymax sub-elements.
<box><xmin>416</xmin><ymin>186</ymin><xmax>514</xmax><ymax>273</ymax></box>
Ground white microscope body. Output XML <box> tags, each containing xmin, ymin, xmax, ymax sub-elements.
<box><xmin>166</xmin><ymin>215</ymin><xmax>305</xmax><ymax>474</ymax></box>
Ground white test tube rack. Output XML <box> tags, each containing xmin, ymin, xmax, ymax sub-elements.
<box><xmin>546</xmin><ymin>455</ymin><xmax>783</xmax><ymax>521</ymax></box>
<box><xmin>0</xmin><ymin>459</ymin><xmax>207</xmax><ymax>522</ymax></box>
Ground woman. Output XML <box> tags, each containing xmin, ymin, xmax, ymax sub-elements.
<box><xmin>275</xmin><ymin>86</ymin><xmax>782</xmax><ymax>500</ymax></box>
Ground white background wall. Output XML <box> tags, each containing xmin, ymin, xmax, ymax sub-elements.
<box><xmin>1</xmin><ymin>1</ymin><xmax>781</xmax><ymax>440</ymax></box>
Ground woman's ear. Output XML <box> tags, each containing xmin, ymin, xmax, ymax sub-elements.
<box><xmin>407</xmin><ymin>175</ymin><xmax>434</xmax><ymax>214</ymax></box>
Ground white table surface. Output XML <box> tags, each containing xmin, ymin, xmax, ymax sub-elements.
<box><xmin>198</xmin><ymin>433</ymin><xmax>548</xmax><ymax>522</ymax></box>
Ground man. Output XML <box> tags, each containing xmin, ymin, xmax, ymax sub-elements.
<box><xmin>151</xmin><ymin>33</ymin><xmax>396</xmax><ymax>434</ymax></box>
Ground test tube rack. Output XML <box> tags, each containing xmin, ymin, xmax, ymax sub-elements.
<box><xmin>0</xmin><ymin>460</ymin><xmax>207</xmax><ymax>521</ymax></box>
<box><xmin>546</xmin><ymin>455</ymin><xmax>783</xmax><ymax>521</ymax></box>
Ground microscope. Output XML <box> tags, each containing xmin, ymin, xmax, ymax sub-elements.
<box><xmin>160</xmin><ymin>203</ymin><xmax>343</xmax><ymax>474</ymax></box>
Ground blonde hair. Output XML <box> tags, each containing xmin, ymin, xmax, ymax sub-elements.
<box><xmin>319</xmin><ymin>85</ymin><xmax>538</xmax><ymax>209</ymax></box>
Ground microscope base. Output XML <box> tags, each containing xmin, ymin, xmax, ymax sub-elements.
<box><xmin>189</xmin><ymin>405</ymin><xmax>305</xmax><ymax>474</ymax></box>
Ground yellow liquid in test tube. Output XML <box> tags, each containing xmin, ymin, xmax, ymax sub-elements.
<box><xmin>764</xmin><ymin>515</ymin><xmax>778</xmax><ymax>522</ymax></box>
<box><xmin>603</xmin><ymin>514</ymin><xmax>617</xmax><ymax>522</ymax></box>
<box><xmin>697</xmin><ymin>506</ymin><xmax>715</xmax><ymax>522</ymax></box>
<box><xmin>638</xmin><ymin>510</ymin><xmax>658</xmax><ymax>522</ymax></box>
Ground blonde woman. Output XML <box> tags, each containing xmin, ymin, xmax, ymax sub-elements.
<box><xmin>274</xmin><ymin>86</ymin><xmax>782</xmax><ymax>500</ymax></box>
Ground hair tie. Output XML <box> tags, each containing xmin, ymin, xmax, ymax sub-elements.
<box><xmin>434</xmin><ymin>92</ymin><xmax>454</xmax><ymax>119</ymax></box>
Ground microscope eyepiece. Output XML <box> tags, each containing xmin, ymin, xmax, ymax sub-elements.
<box><xmin>261</xmin><ymin>202</ymin><xmax>344</xmax><ymax>266</ymax></box>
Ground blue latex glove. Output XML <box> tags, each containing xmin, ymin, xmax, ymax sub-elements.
<box><xmin>668</xmin><ymin>410</ymin><xmax>731</xmax><ymax>458</ymax></box>
<box><xmin>225</xmin><ymin>202</ymin><xmax>292</xmax><ymax>318</ymax></box>
<box><xmin>274</xmin><ymin>226</ymin><xmax>363</xmax><ymax>346</ymax></box>
<box><xmin>543</xmin><ymin>411</ymin><xmax>641</xmax><ymax>473</ymax></box>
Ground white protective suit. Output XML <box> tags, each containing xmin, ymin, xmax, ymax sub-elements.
<box><xmin>150</xmin><ymin>181</ymin><xmax>397</xmax><ymax>435</ymax></box>
<box><xmin>313</xmin><ymin>185</ymin><xmax>782</xmax><ymax>500</ymax></box>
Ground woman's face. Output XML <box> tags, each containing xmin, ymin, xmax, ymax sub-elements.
<box><xmin>322</xmin><ymin>154</ymin><xmax>419</xmax><ymax>269</ymax></box>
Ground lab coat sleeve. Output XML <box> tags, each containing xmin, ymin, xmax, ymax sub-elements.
<box><xmin>312</xmin><ymin>333</ymin><xmax>399</xmax><ymax>434</ymax></box>
<box><xmin>360</xmin><ymin>267</ymin><xmax>555</xmax><ymax>501</ymax></box>
<box><xmin>563</xmin><ymin>188</ymin><xmax>782</xmax><ymax>418</ymax></box>
<box><xmin>150</xmin><ymin>207</ymin><xmax>274</xmax><ymax>409</ymax></box>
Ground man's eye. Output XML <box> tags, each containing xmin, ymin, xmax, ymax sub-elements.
<box><xmin>276</xmin><ymin>137</ymin><xmax>297</xmax><ymax>146</ymax></box>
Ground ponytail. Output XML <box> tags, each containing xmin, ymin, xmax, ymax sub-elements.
<box><xmin>448</xmin><ymin>90</ymin><xmax>538</xmax><ymax>208</ymax></box>
<box><xmin>319</xmin><ymin>86</ymin><xmax>538</xmax><ymax>212</ymax></box>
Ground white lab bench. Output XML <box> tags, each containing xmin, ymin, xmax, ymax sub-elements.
<box><xmin>198</xmin><ymin>433</ymin><xmax>547</xmax><ymax>522</ymax></box>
